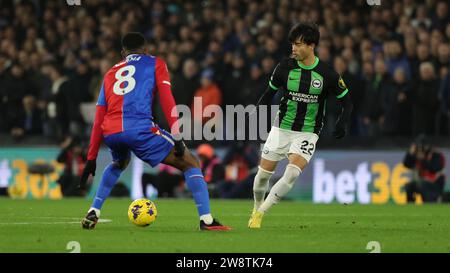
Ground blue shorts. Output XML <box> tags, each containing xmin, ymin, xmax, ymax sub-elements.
<box><xmin>103</xmin><ymin>126</ymin><xmax>174</xmax><ymax>167</ymax></box>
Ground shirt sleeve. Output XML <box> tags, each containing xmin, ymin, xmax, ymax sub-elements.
<box><xmin>155</xmin><ymin>57</ymin><xmax>180</xmax><ymax>135</ymax></box>
<box><xmin>87</xmin><ymin>82</ymin><xmax>108</xmax><ymax>160</ymax></box>
<box><xmin>330</xmin><ymin>71</ymin><xmax>349</xmax><ymax>99</ymax></box>
<box><xmin>268</xmin><ymin>62</ymin><xmax>285</xmax><ymax>90</ymax></box>
<box><xmin>87</xmin><ymin>105</ymin><xmax>106</xmax><ymax>160</ymax></box>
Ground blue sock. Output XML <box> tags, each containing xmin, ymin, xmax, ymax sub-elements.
<box><xmin>92</xmin><ymin>163</ymin><xmax>122</xmax><ymax>210</ymax></box>
<box><xmin>184</xmin><ymin>168</ymin><xmax>211</xmax><ymax>216</ymax></box>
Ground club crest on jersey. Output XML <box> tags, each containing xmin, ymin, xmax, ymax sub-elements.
<box><xmin>311</xmin><ymin>79</ymin><xmax>323</xmax><ymax>89</ymax></box>
<box><xmin>151</xmin><ymin>127</ymin><xmax>162</xmax><ymax>136</ymax></box>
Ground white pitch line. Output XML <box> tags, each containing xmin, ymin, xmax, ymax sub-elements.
<box><xmin>218</xmin><ymin>213</ymin><xmax>426</xmax><ymax>217</ymax></box>
<box><xmin>0</xmin><ymin>219</ymin><xmax>112</xmax><ymax>225</ymax></box>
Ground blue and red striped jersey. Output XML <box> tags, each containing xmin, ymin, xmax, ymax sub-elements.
<box><xmin>98</xmin><ymin>54</ymin><xmax>173</xmax><ymax>135</ymax></box>
<box><xmin>87</xmin><ymin>54</ymin><xmax>179</xmax><ymax>160</ymax></box>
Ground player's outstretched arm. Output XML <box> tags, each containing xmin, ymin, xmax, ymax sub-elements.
<box><xmin>333</xmin><ymin>94</ymin><xmax>353</xmax><ymax>139</ymax></box>
<box><xmin>80</xmin><ymin>105</ymin><xmax>106</xmax><ymax>188</ymax></box>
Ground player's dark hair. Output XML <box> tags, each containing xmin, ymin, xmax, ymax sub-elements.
<box><xmin>121</xmin><ymin>32</ymin><xmax>147</xmax><ymax>51</ymax></box>
<box><xmin>288</xmin><ymin>22</ymin><xmax>320</xmax><ymax>47</ymax></box>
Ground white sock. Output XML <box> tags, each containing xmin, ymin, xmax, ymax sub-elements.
<box><xmin>200</xmin><ymin>213</ymin><xmax>213</xmax><ymax>224</ymax></box>
<box><xmin>253</xmin><ymin>167</ymin><xmax>274</xmax><ymax>210</ymax></box>
<box><xmin>89</xmin><ymin>207</ymin><xmax>101</xmax><ymax>217</ymax></box>
<box><xmin>258</xmin><ymin>164</ymin><xmax>302</xmax><ymax>213</ymax></box>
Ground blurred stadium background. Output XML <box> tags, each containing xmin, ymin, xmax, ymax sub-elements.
<box><xmin>0</xmin><ymin>0</ymin><xmax>449</xmax><ymax>205</ymax></box>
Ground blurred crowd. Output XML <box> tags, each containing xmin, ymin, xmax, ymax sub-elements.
<box><xmin>0</xmin><ymin>0</ymin><xmax>450</xmax><ymax>143</ymax></box>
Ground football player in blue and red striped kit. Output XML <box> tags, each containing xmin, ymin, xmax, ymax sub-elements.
<box><xmin>80</xmin><ymin>32</ymin><xmax>231</xmax><ymax>231</ymax></box>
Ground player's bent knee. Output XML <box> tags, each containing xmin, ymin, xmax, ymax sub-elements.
<box><xmin>183</xmin><ymin>151</ymin><xmax>200</xmax><ymax>169</ymax></box>
<box><xmin>258</xmin><ymin>166</ymin><xmax>274</xmax><ymax>175</ymax></box>
<box><xmin>172</xmin><ymin>156</ymin><xmax>199</xmax><ymax>173</ymax></box>
<box><xmin>288</xmin><ymin>153</ymin><xmax>308</xmax><ymax>171</ymax></box>
<box><xmin>259</xmin><ymin>158</ymin><xmax>278</xmax><ymax>172</ymax></box>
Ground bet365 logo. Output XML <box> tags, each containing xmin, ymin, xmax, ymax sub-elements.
<box><xmin>367</xmin><ymin>0</ymin><xmax>381</xmax><ymax>6</ymax></box>
<box><xmin>312</xmin><ymin>159</ymin><xmax>414</xmax><ymax>204</ymax></box>
<box><xmin>66</xmin><ymin>0</ymin><xmax>81</xmax><ymax>6</ymax></box>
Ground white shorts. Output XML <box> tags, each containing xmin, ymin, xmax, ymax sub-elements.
<box><xmin>261</xmin><ymin>126</ymin><xmax>319</xmax><ymax>162</ymax></box>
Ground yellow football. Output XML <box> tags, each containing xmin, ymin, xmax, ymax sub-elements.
<box><xmin>128</xmin><ymin>198</ymin><xmax>158</xmax><ymax>227</ymax></box>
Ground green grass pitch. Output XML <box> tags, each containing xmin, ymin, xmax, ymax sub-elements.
<box><xmin>1</xmin><ymin>198</ymin><xmax>450</xmax><ymax>253</ymax></box>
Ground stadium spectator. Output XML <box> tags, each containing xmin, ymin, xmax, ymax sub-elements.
<box><xmin>0</xmin><ymin>53</ymin><xmax>10</xmax><ymax>132</ymax></box>
<box><xmin>56</xmin><ymin>136</ymin><xmax>89</xmax><ymax>196</ymax></box>
<box><xmin>361</xmin><ymin>59</ymin><xmax>392</xmax><ymax>137</ymax></box>
<box><xmin>435</xmin><ymin>43</ymin><xmax>450</xmax><ymax>78</ymax></box>
<box><xmin>40</xmin><ymin>61</ymin><xmax>70</xmax><ymax>139</ymax></box>
<box><xmin>191</xmin><ymin>68</ymin><xmax>222</xmax><ymax>126</ymax></box>
<box><xmin>22</xmin><ymin>95</ymin><xmax>43</xmax><ymax>136</ymax></box>
<box><xmin>173</xmin><ymin>59</ymin><xmax>200</xmax><ymax>108</ymax></box>
<box><xmin>197</xmin><ymin>143</ymin><xmax>224</xmax><ymax>184</ymax></box>
<box><xmin>240</xmin><ymin>63</ymin><xmax>267</xmax><ymax>106</ymax></box>
<box><xmin>404</xmin><ymin>37</ymin><xmax>417</xmax><ymax>65</ymax></box>
<box><xmin>431</xmin><ymin>1</ymin><xmax>449</xmax><ymax>32</ymax></box>
<box><xmin>317</xmin><ymin>45</ymin><xmax>332</xmax><ymax>66</ymax></box>
<box><xmin>411</xmin><ymin>4</ymin><xmax>432</xmax><ymax>29</ymax></box>
<box><xmin>332</xmin><ymin>56</ymin><xmax>365</xmax><ymax>136</ymax></box>
<box><xmin>165</xmin><ymin>58</ymin><xmax>200</xmax><ymax>139</ymax></box>
<box><xmin>384</xmin><ymin>40</ymin><xmax>411</xmax><ymax>79</ymax></box>
<box><xmin>215</xmin><ymin>141</ymin><xmax>259</xmax><ymax>199</ymax></box>
<box><xmin>223</xmin><ymin>53</ymin><xmax>247</xmax><ymax>106</ymax></box>
<box><xmin>196</xmin><ymin>143</ymin><xmax>225</xmax><ymax>198</ymax></box>
<box><xmin>0</xmin><ymin>62</ymin><xmax>37</xmax><ymax>140</ymax></box>
<box><xmin>411</xmin><ymin>43</ymin><xmax>432</xmax><ymax>79</ymax></box>
<box><xmin>63</xmin><ymin>59</ymin><xmax>92</xmax><ymax>135</ymax></box>
<box><xmin>403</xmin><ymin>135</ymin><xmax>446</xmax><ymax>203</ymax></box>
<box><xmin>383</xmin><ymin>68</ymin><xmax>413</xmax><ymax>135</ymax></box>
<box><xmin>413</xmin><ymin>62</ymin><xmax>440</xmax><ymax>135</ymax></box>
<box><xmin>439</xmin><ymin>70</ymin><xmax>450</xmax><ymax>135</ymax></box>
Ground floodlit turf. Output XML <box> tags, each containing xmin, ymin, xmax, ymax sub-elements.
<box><xmin>1</xmin><ymin>197</ymin><xmax>450</xmax><ymax>253</ymax></box>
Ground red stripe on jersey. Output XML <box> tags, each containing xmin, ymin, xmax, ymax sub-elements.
<box><xmin>102</xmin><ymin>60</ymin><xmax>127</xmax><ymax>135</ymax></box>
